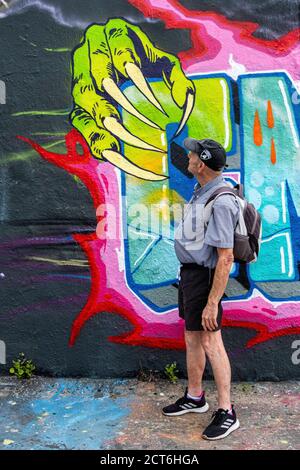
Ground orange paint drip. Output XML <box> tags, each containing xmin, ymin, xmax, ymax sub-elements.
<box><xmin>267</xmin><ymin>100</ymin><xmax>274</xmax><ymax>128</ymax></box>
<box><xmin>270</xmin><ymin>137</ymin><xmax>276</xmax><ymax>164</ymax></box>
<box><xmin>253</xmin><ymin>110</ymin><xmax>263</xmax><ymax>146</ymax></box>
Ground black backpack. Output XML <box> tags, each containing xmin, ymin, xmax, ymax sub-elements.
<box><xmin>204</xmin><ymin>184</ymin><xmax>262</xmax><ymax>263</ymax></box>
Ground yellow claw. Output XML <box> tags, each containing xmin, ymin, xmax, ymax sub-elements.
<box><xmin>102</xmin><ymin>78</ymin><xmax>162</xmax><ymax>130</ymax></box>
<box><xmin>174</xmin><ymin>92</ymin><xmax>195</xmax><ymax>137</ymax></box>
<box><xmin>125</xmin><ymin>63</ymin><xmax>167</xmax><ymax>115</ymax></box>
<box><xmin>103</xmin><ymin>117</ymin><xmax>164</xmax><ymax>153</ymax></box>
<box><xmin>102</xmin><ymin>149</ymin><xmax>168</xmax><ymax>181</ymax></box>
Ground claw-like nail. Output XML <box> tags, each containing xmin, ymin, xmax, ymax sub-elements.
<box><xmin>174</xmin><ymin>92</ymin><xmax>195</xmax><ymax>137</ymax></box>
<box><xmin>102</xmin><ymin>149</ymin><xmax>168</xmax><ymax>181</ymax></box>
<box><xmin>125</xmin><ymin>63</ymin><xmax>167</xmax><ymax>116</ymax></box>
<box><xmin>103</xmin><ymin>78</ymin><xmax>162</xmax><ymax>130</ymax></box>
<box><xmin>103</xmin><ymin>117</ymin><xmax>164</xmax><ymax>153</ymax></box>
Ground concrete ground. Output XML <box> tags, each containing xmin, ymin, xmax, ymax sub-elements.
<box><xmin>0</xmin><ymin>376</ymin><xmax>299</xmax><ymax>450</ymax></box>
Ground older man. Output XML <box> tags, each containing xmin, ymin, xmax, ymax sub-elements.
<box><xmin>162</xmin><ymin>138</ymin><xmax>240</xmax><ymax>440</ymax></box>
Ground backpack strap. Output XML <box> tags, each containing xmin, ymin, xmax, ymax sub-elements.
<box><xmin>235</xmin><ymin>184</ymin><xmax>244</xmax><ymax>198</ymax></box>
<box><xmin>203</xmin><ymin>186</ymin><xmax>242</xmax><ymax>230</ymax></box>
<box><xmin>204</xmin><ymin>186</ymin><xmax>239</xmax><ymax>207</ymax></box>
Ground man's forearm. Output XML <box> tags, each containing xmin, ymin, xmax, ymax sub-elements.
<box><xmin>207</xmin><ymin>256</ymin><xmax>233</xmax><ymax>305</ymax></box>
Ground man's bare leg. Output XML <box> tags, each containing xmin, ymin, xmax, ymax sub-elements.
<box><xmin>200</xmin><ymin>330</ymin><xmax>231</xmax><ymax>410</ymax></box>
<box><xmin>185</xmin><ymin>329</ymin><xmax>206</xmax><ymax>396</ymax></box>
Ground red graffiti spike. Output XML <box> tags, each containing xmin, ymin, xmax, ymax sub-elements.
<box><xmin>270</xmin><ymin>137</ymin><xmax>276</xmax><ymax>164</ymax></box>
<box><xmin>267</xmin><ymin>100</ymin><xmax>275</xmax><ymax>128</ymax></box>
<box><xmin>17</xmin><ymin>131</ymin><xmax>104</xmax><ymax>211</ymax></box>
<box><xmin>253</xmin><ymin>110</ymin><xmax>263</xmax><ymax>146</ymax></box>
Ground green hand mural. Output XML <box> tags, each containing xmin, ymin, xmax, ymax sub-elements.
<box><xmin>70</xmin><ymin>18</ymin><xmax>195</xmax><ymax>181</ymax></box>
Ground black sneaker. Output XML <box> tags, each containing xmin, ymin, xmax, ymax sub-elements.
<box><xmin>202</xmin><ymin>406</ymin><xmax>240</xmax><ymax>440</ymax></box>
<box><xmin>162</xmin><ymin>388</ymin><xmax>209</xmax><ymax>416</ymax></box>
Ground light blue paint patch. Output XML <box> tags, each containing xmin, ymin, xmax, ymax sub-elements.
<box><xmin>0</xmin><ymin>379</ymin><xmax>131</xmax><ymax>450</ymax></box>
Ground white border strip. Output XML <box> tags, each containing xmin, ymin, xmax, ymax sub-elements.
<box><xmin>281</xmin><ymin>180</ymin><xmax>287</xmax><ymax>224</ymax></box>
<box><xmin>278</xmin><ymin>79</ymin><xmax>299</xmax><ymax>149</ymax></box>
<box><xmin>220</xmin><ymin>79</ymin><xmax>230</xmax><ymax>149</ymax></box>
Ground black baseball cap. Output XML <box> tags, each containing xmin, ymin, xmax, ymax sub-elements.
<box><xmin>183</xmin><ymin>138</ymin><xmax>228</xmax><ymax>171</ymax></box>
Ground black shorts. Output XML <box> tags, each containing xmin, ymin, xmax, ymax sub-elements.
<box><xmin>178</xmin><ymin>263</ymin><xmax>223</xmax><ymax>331</ymax></box>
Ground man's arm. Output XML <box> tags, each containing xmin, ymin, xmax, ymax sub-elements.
<box><xmin>202</xmin><ymin>248</ymin><xmax>234</xmax><ymax>332</ymax></box>
<box><xmin>201</xmin><ymin>196</ymin><xmax>238</xmax><ymax>331</ymax></box>
<box><xmin>208</xmin><ymin>247</ymin><xmax>234</xmax><ymax>305</ymax></box>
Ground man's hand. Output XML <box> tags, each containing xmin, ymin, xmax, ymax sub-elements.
<box><xmin>202</xmin><ymin>247</ymin><xmax>234</xmax><ymax>331</ymax></box>
<box><xmin>70</xmin><ymin>18</ymin><xmax>195</xmax><ymax>180</ymax></box>
<box><xmin>202</xmin><ymin>301</ymin><xmax>219</xmax><ymax>332</ymax></box>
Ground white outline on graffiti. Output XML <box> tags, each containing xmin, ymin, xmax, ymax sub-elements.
<box><xmin>0</xmin><ymin>80</ymin><xmax>6</xmax><ymax>104</ymax></box>
<box><xmin>291</xmin><ymin>340</ymin><xmax>300</xmax><ymax>365</ymax></box>
<box><xmin>0</xmin><ymin>340</ymin><xmax>6</xmax><ymax>365</ymax></box>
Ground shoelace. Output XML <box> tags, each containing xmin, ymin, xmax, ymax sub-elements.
<box><xmin>175</xmin><ymin>396</ymin><xmax>188</xmax><ymax>406</ymax></box>
<box><xmin>210</xmin><ymin>409</ymin><xmax>227</xmax><ymax>426</ymax></box>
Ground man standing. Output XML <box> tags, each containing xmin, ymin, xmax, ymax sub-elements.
<box><xmin>162</xmin><ymin>138</ymin><xmax>240</xmax><ymax>440</ymax></box>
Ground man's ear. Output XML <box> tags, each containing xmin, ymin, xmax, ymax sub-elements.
<box><xmin>198</xmin><ymin>160</ymin><xmax>205</xmax><ymax>172</ymax></box>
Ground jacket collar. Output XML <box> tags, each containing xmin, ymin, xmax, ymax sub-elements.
<box><xmin>193</xmin><ymin>175</ymin><xmax>224</xmax><ymax>196</ymax></box>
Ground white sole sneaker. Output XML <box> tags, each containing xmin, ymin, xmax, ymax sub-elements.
<box><xmin>202</xmin><ymin>419</ymin><xmax>240</xmax><ymax>440</ymax></box>
<box><xmin>162</xmin><ymin>402</ymin><xmax>209</xmax><ymax>416</ymax></box>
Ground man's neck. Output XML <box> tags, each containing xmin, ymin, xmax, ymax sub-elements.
<box><xmin>196</xmin><ymin>174</ymin><xmax>220</xmax><ymax>187</ymax></box>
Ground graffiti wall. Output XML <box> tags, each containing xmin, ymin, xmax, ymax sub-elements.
<box><xmin>0</xmin><ymin>0</ymin><xmax>300</xmax><ymax>379</ymax></box>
